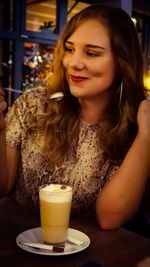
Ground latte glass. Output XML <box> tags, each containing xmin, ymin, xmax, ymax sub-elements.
<box><xmin>39</xmin><ymin>184</ymin><xmax>72</xmax><ymax>244</ymax></box>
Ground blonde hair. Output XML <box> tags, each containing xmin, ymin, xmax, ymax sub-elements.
<box><xmin>33</xmin><ymin>3</ymin><xmax>147</xmax><ymax>167</ymax></box>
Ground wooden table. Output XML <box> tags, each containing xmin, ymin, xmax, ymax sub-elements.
<box><xmin>1</xmin><ymin>196</ymin><xmax>150</xmax><ymax>267</ymax></box>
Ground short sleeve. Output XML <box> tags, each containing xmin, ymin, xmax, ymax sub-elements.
<box><xmin>5</xmin><ymin>92</ymin><xmax>41</xmax><ymax>149</ymax></box>
<box><xmin>107</xmin><ymin>164</ymin><xmax>119</xmax><ymax>180</ymax></box>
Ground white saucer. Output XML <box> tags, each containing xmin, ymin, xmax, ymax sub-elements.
<box><xmin>16</xmin><ymin>227</ymin><xmax>90</xmax><ymax>256</ymax></box>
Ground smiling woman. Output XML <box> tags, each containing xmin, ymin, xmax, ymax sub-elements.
<box><xmin>62</xmin><ymin>19</ymin><xmax>117</xmax><ymax>111</ymax></box>
<box><xmin>0</xmin><ymin>3</ymin><xmax>150</xmax><ymax>234</ymax></box>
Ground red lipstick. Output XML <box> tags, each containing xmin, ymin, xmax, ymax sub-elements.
<box><xmin>70</xmin><ymin>75</ymin><xmax>88</xmax><ymax>83</ymax></box>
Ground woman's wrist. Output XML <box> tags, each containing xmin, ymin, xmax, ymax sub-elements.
<box><xmin>136</xmin><ymin>131</ymin><xmax>150</xmax><ymax>151</ymax></box>
<box><xmin>133</xmin><ymin>133</ymin><xmax>150</xmax><ymax>176</ymax></box>
<box><xmin>0</xmin><ymin>116</ymin><xmax>6</xmax><ymax>134</ymax></box>
<box><xmin>0</xmin><ymin>129</ymin><xmax>6</xmax><ymax>142</ymax></box>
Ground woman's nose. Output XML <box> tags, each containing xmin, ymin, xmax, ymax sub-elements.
<box><xmin>69</xmin><ymin>52</ymin><xmax>85</xmax><ymax>70</ymax></box>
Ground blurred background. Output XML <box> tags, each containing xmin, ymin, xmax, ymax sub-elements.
<box><xmin>0</xmin><ymin>0</ymin><xmax>150</xmax><ymax>108</ymax></box>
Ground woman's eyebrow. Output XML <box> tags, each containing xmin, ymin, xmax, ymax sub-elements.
<box><xmin>65</xmin><ymin>41</ymin><xmax>73</xmax><ymax>45</ymax></box>
<box><xmin>86</xmin><ymin>44</ymin><xmax>105</xmax><ymax>50</ymax></box>
<box><xmin>65</xmin><ymin>41</ymin><xmax>105</xmax><ymax>50</ymax></box>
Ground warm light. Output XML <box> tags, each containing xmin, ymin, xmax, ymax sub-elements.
<box><xmin>131</xmin><ymin>17</ymin><xmax>137</xmax><ymax>26</ymax></box>
<box><xmin>144</xmin><ymin>74</ymin><xmax>150</xmax><ymax>90</ymax></box>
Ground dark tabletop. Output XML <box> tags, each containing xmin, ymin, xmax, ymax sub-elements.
<box><xmin>1</xmin><ymin>196</ymin><xmax>150</xmax><ymax>267</ymax></box>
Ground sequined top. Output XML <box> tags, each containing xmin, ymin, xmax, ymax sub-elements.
<box><xmin>6</xmin><ymin>91</ymin><xmax>119</xmax><ymax>215</ymax></box>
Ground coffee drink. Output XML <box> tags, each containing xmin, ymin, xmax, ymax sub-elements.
<box><xmin>39</xmin><ymin>184</ymin><xmax>72</xmax><ymax>244</ymax></box>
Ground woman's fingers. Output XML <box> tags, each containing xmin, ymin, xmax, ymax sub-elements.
<box><xmin>0</xmin><ymin>88</ymin><xmax>7</xmax><ymax>113</ymax></box>
<box><xmin>0</xmin><ymin>101</ymin><xmax>7</xmax><ymax>113</ymax></box>
<box><xmin>0</xmin><ymin>89</ymin><xmax>7</xmax><ymax>131</ymax></box>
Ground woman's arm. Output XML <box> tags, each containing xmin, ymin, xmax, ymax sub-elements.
<box><xmin>96</xmin><ymin>99</ymin><xmax>150</xmax><ymax>230</ymax></box>
<box><xmin>0</xmin><ymin>89</ymin><xmax>19</xmax><ymax>197</ymax></box>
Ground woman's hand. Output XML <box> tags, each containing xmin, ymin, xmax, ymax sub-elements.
<box><xmin>0</xmin><ymin>89</ymin><xmax>7</xmax><ymax>131</ymax></box>
<box><xmin>137</xmin><ymin>99</ymin><xmax>150</xmax><ymax>142</ymax></box>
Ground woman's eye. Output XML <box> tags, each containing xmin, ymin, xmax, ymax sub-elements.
<box><xmin>64</xmin><ymin>46</ymin><xmax>73</xmax><ymax>53</ymax></box>
<box><xmin>87</xmin><ymin>51</ymin><xmax>99</xmax><ymax>57</ymax></box>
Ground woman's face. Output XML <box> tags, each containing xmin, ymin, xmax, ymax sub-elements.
<box><xmin>63</xmin><ymin>19</ymin><xmax>118</xmax><ymax>101</ymax></box>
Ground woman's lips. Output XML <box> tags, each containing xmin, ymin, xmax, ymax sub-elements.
<box><xmin>70</xmin><ymin>75</ymin><xmax>88</xmax><ymax>83</ymax></box>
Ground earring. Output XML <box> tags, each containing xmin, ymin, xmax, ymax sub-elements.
<box><xmin>119</xmin><ymin>80</ymin><xmax>123</xmax><ymax>107</ymax></box>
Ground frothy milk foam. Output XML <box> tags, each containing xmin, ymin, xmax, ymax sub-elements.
<box><xmin>39</xmin><ymin>184</ymin><xmax>72</xmax><ymax>244</ymax></box>
<box><xmin>40</xmin><ymin>184</ymin><xmax>72</xmax><ymax>202</ymax></box>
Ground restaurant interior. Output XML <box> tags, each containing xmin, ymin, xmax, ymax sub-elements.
<box><xmin>0</xmin><ymin>0</ymin><xmax>150</xmax><ymax>108</ymax></box>
<box><xmin>1</xmin><ymin>1</ymin><xmax>150</xmax><ymax>266</ymax></box>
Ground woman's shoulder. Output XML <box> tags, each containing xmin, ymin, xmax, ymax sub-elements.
<box><xmin>6</xmin><ymin>86</ymin><xmax>46</xmax><ymax>127</ymax></box>
<box><xmin>13</xmin><ymin>86</ymin><xmax>45</xmax><ymax>112</ymax></box>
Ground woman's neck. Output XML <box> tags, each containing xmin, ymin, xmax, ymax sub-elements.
<box><xmin>78</xmin><ymin>94</ymin><xmax>112</xmax><ymax>124</ymax></box>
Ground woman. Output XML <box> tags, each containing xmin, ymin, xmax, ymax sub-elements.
<box><xmin>0</xmin><ymin>3</ymin><xmax>150</xmax><ymax>230</ymax></box>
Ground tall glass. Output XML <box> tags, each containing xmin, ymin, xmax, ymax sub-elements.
<box><xmin>39</xmin><ymin>184</ymin><xmax>72</xmax><ymax>244</ymax></box>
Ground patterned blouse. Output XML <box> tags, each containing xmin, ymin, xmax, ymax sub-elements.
<box><xmin>6</xmin><ymin>91</ymin><xmax>119</xmax><ymax>215</ymax></box>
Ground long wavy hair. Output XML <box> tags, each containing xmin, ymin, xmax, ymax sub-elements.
<box><xmin>34</xmin><ymin>3</ymin><xmax>147</xmax><ymax>167</ymax></box>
